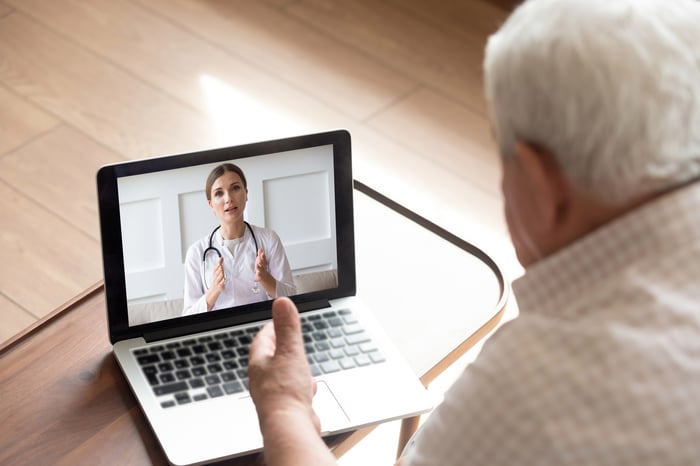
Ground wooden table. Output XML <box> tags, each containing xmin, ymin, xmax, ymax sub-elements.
<box><xmin>0</xmin><ymin>182</ymin><xmax>508</xmax><ymax>465</ymax></box>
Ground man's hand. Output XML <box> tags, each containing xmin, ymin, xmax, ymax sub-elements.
<box><xmin>248</xmin><ymin>298</ymin><xmax>336</xmax><ymax>466</ymax></box>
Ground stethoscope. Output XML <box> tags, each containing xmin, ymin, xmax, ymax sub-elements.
<box><xmin>202</xmin><ymin>221</ymin><xmax>261</xmax><ymax>292</ymax></box>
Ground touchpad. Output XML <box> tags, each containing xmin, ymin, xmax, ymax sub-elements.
<box><xmin>313</xmin><ymin>381</ymin><xmax>350</xmax><ymax>433</ymax></box>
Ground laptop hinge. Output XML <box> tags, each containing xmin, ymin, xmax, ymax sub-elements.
<box><xmin>142</xmin><ymin>299</ymin><xmax>332</xmax><ymax>343</ymax></box>
<box><xmin>296</xmin><ymin>299</ymin><xmax>332</xmax><ymax>313</ymax></box>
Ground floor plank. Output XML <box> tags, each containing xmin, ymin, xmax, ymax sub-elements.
<box><xmin>126</xmin><ymin>0</ymin><xmax>416</xmax><ymax>121</ymax></box>
<box><xmin>15</xmin><ymin>0</ymin><xmax>415</xmax><ymax>124</ymax></box>
<box><xmin>0</xmin><ymin>83</ymin><xmax>58</xmax><ymax>156</ymax></box>
<box><xmin>367</xmin><ymin>86</ymin><xmax>501</xmax><ymax>196</ymax></box>
<box><xmin>0</xmin><ymin>180</ymin><xmax>102</xmax><ymax>318</ymax></box>
<box><xmin>0</xmin><ymin>11</ymin><xmax>214</xmax><ymax>160</ymax></box>
<box><xmin>0</xmin><ymin>293</ymin><xmax>36</xmax><ymax>343</ymax></box>
<box><xmin>284</xmin><ymin>0</ymin><xmax>488</xmax><ymax>114</ymax></box>
<box><xmin>9</xmin><ymin>0</ymin><xmax>353</xmax><ymax>146</ymax></box>
<box><xmin>391</xmin><ymin>0</ymin><xmax>508</xmax><ymax>38</ymax></box>
<box><xmin>0</xmin><ymin>125</ymin><xmax>123</xmax><ymax>241</ymax></box>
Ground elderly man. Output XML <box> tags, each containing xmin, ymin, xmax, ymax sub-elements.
<box><xmin>248</xmin><ymin>0</ymin><xmax>700</xmax><ymax>464</ymax></box>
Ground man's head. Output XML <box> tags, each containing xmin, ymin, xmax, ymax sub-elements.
<box><xmin>484</xmin><ymin>0</ymin><xmax>700</xmax><ymax>266</ymax></box>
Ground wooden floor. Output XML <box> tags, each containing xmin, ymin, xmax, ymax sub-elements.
<box><xmin>0</xmin><ymin>0</ymin><xmax>518</xmax><ymax>346</ymax></box>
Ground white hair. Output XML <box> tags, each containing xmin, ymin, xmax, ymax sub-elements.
<box><xmin>484</xmin><ymin>0</ymin><xmax>700</xmax><ymax>204</ymax></box>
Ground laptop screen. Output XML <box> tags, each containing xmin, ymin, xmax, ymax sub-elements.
<box><xmin>97</xmin><ymin>130</ymin><xmax>355</xmax><ymax>343</ymax></box>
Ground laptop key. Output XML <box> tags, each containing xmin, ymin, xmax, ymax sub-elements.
<box><xmin>314</xmin><ymin>341</ymin><xmax>330</xmax><ymax>352</ymax></box>
<box><xmin>320</xmin><ymin>361</ymin><xmax>341</xmax><ymax>374</ymax></box>
<box><xmin>174</xmin><ymin>359</ymin><xmax>190</xmax><ymax>369</ymax></box>
<box><xmin>223</xmin><ymin>360</ymin><xmax>239</xmax><ymax>370</ymax></box>
<box><xmin>354</xmin><ymin>354</ymin><xmax>371</xmax><ymax>367</ymax></box>
<box><xmin>205</xmin><ymin>375</ymin><xmax>221</xmax><ymax>386</ymax></box>
<box><xmin>190</xmin><ymin>356</ymin><xmax>205</xmax><ymax>366</ymax></box>
<box><xmin>193</xmin><ymin>393</ymin><xmax>208</xmax><ymax>402</ymax></box>
<box><xmin>223</xmin><ymin>381</ymin><xmax>244</xmax><ymax>394</ymax></box>
<box><xmin>238</xmin><ymin>335</ymin><xmax>252</xmax><ymax>345</ymax></box>
<box><xmin>329</xmin><ymin>338</ymin><xmax>345</xmax><ymax>349</ymax></box>
<box><xmin>175</xmin><ymin>392</ymin><xmax>191</xmax><ymax>405</ymax></box>
<box><xmin>328</xmin><ymin>317</ymin><xmax>343</xmax><ymax>328</ymax></box>
<box><xmin>137</xmin><ymin>354</ymin><xmax>160</xmax><ymax>365</ymax></box>
<box><xmin>346</xmin><ymin>333</ymin><xmax>371</xmax><ymax>345</ymax></box>
<box><xmin>207</xmin><ymin>385</ymin><xmax>224</xmax><ymax>398</ymax></box>
<box><xmin>176</xmin><ymin>348</ymin><xmax>192</xmax><ymax>358</ymax></box>
<box><xmin>161</xmin><ymin>400</ymin><xmax>176</xmax><ymax>408</ymax></box>
<box><xmin>175</xmin><ymin>370</ymin><xmax>191</xmax><ymax>380</ymax></box>
<box><xmin>189</xmin><ymin>378</ymin><xmax>205</xmax><ymax>389</ymax></box>
<box><xmin>158</xmin><ymin>362</ymin><xmax>174</xmax><ymax>372</ymax></box>
<box><xmin>343</xmin><ymin>324</ymin><xmax>364</xmax><ymax>335</ymax></box>
<box><xmin>359</xmin><ymin>343</ymin><xmax>378</xmax><ymax>353</ymax></box>
<box><xmin>153</xmin><ymin>381</ymin><xmax>188</xmax><ymax>396</ymax></box>
<box><xmin>221</xmin><ymin>350</ymin><xmax>236</xmax><ymax>360</ymax></box>
<box><xmin>339</xmin><ymin>358</ymin><xmax>357</xmax><ymax>370</ymax></box>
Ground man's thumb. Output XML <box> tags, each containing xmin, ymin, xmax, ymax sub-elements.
<box><xmin>271</xmin><ymin>297</ymin><xmax>302</xmax><ymax>353</ymax></box>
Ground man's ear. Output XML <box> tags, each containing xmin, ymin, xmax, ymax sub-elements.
<box><xmin>514</xmin><ymin>142</ymin><xmax>570</xmax><ymax>231</ymax></box>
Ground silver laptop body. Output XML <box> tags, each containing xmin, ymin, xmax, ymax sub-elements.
<box><xmin>97</xmin><ymin>130</ymin><xmax>432</xmax><ymax>465</ymax></box>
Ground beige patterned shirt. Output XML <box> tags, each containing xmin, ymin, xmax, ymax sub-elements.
<box><xmin>405</xmin><ymin>182</ymin><xmax>700</xmax><ymax>465</ymax></box>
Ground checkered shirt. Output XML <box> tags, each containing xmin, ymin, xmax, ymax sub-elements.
<box><xmin>404</xmin><ymin>182</ymin><xmax>700</xmax><ymax>466</ymax></box>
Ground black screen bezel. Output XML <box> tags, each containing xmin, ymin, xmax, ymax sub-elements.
<box><xmin>97</xmin><ymin>130</ymin><xmax>354</xmax><ymax>344</ymax></box>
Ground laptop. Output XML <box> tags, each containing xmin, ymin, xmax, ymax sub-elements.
<box><xmin>97</xmin><ymin>129</ymin><xmax>432</xmax><ymax>465</ymax></box>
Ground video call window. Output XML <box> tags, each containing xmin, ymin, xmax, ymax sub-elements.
<box><xmin>116</xmin><ymin>145</ymin><xmax>339</xmax><ymax>327</ymax></box>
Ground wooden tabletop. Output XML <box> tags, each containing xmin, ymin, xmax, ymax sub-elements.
<box><xmin>0</xmin><ymin>185</ymin><xmax>508</xmax><ymax>465</ymax></box>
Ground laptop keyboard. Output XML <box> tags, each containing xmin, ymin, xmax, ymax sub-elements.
<box><xmin>132</xmin><ymin>308</ymin><xmax>385</xmax><ymax>409</ymax></box>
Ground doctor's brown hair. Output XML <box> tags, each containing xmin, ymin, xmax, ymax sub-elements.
<box><xmin>205</xmin><ymin>163</ymin><xmax>248</xmax><ymax>201</ymax></box>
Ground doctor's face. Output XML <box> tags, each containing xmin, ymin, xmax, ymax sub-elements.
<box><xmin>208</xmin><ymin>171</ymin><xmax>247</xmax><ymax>225</ymax></box>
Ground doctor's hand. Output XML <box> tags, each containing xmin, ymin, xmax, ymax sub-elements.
<box><xmin>255</xmin><ymin>248</ymin><xmax>268</xmax><ymax>281</ymax></box>
<box><xmin>255</xmin><ymin>248</ymin><xmax>277</xmax><ymax>297</ymax></box>
<box><xmin>205</xmin><ymin>257</ymin><xmax>226</xmax><ymax>310</ymax></box>
<box><xmin>249</xmin><ymin>298</ymin><xmax>335</xmax><ymax>466</ymax></box>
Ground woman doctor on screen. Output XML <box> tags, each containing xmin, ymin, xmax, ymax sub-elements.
<box><xmin>182</xmin><ymin>163</ymin><xmax>296</xmax><ymax>315</ymax></box>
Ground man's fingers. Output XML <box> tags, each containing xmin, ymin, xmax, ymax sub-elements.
<box><xmin>271</xmin><ymin>297</ymin><xmax>303</xmax><ymax>356</ymax></box>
